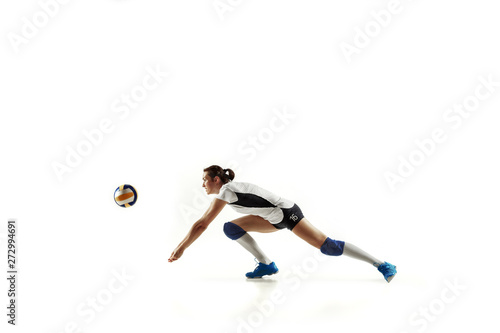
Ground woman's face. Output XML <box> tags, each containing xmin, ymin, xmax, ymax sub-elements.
<box><xmin>202</xmin><ymin>171</ymin><xmax>221</xmax><ymax>195</ymax></box>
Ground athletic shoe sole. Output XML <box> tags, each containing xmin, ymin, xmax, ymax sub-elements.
<box><xmin>246</xmin><ymin>269</ymin><xmax>279</xmax><ymax>279</ymax></box>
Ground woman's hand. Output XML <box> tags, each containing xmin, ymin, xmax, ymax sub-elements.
<box><xmin>168</xmin><ymin>246</ymin><xmax>185</xmax><ymax>262</ymax></box>
<box><xmin>168</xmin><ymin>199</ymin><xmax>227</xmax><ymax>263</ymax></box>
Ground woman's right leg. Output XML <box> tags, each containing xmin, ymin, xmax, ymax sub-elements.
<box><xmin>292</xmin><ymin>218</ymin><xmax>384</xmax><ymax>266</ymax></box>
<box><xmin>291</xmin><ymin>218</ymin><xmax>397</xmax><ymax>282</ymax></box>
<box><xmin>224</xmin><ymin>215</ymin><xmax>278</xmax><ymax>265</ymax></box>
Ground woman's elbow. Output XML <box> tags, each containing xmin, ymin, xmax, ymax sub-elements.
<box><xmin>195</xmin><ymin>220</ymin><xmax>210</xmax><ymax>230</ymax></box>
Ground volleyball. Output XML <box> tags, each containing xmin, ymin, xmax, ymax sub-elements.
<box><xmin>114</xmin><ymin>184</ymin><xmax>138</xmax><ymax>208</ymax></box>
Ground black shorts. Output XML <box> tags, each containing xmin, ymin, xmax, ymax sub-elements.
<box><xmin>272</xmin><ymin>204</ymin><xmax>304</xmax><ymax>231</ymax></box>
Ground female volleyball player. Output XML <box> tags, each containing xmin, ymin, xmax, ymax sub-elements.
<box><xmin>168</xmin><ymin>165</ymin><xmax>397</xmax><ymax>282</ymax></box>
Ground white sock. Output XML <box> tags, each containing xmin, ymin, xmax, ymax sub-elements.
<box><xmin>343</xmin><ymin>242</ymin><xmax>384</xmax><ymax>266</ymax></box>
<box><xmin>236</xmin><ymin>233</ymin><xmax>272</xmax><ymax>265</ymax></box>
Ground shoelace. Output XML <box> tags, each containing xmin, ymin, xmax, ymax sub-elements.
<box><xmin>252</xmin><ymin>258</ymin><xmax>261</xmax><ymax>272</ymax></box>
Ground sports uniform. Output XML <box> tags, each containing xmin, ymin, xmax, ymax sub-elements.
<box><xmin>215</xmin><ymin>181</ymin><xmax>304</xmax><ymax>230</ymax></box>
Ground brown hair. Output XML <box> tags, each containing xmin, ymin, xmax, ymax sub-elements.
<box><xmin>203</xmin><ymin>165</ymin><xmax>235</xmax><ymax>184</ymax></box>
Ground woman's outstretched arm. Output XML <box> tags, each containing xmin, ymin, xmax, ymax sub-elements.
<box><xmin>168</xmin><ymin>198</ymin><xmax>227</xmax><ymax>262</ymax></box>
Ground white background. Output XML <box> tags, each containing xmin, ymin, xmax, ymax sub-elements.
<box><xmin>1</xmin><ymin>1</ymin><xmax>500</xmax><ymax>332</ymax></box>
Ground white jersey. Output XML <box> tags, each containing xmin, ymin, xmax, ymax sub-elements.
<box><xmin>215</xmin><ymin>181</ymin><xmax>295</xmax><ymax>224</ymax></box>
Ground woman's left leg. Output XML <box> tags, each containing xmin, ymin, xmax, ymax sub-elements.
<box><xmin>227</xmin><ymin>215</ymin><xmax>278</xmax><ymax>265</ymax></box>
<box><xmin>225</xmin><ymin>215</ymin><xmax>280</xmax><ymax>278</ymax></box>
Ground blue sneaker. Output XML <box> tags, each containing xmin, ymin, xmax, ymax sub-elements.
<box><xmin>376</xmin><ymin>262</ymin><xmax>397</xmax><ymax>283</ymax></box>
<box><xmin>246</xmin><ymin>260</ymin><xmax>279</xmax><ymax>278</ymax></box>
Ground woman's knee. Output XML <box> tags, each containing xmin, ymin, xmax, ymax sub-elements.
<box><xmin>223</xmin><ymin>221</ymin><xmax>247</xmax><ymax>240</ymax></box>
<box><xmin>320</xmin><ymin>237</ymin><xmax>345</xmax><ymax>256</ymax></box>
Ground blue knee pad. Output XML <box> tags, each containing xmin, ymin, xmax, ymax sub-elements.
<box><xmin>223</xmin><ymin>222</ymin><xmax>247</xmax><ymax>240</ymax></box>
<box><xmin>320</xmin><ymin>237</ymin><xmax>345</xmax><ymax>256</ymax></box>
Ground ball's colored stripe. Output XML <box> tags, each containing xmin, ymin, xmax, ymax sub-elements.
<box><xmin>120</xmin><ymin>184</ymin><xmax>125</xmax><ymax>191</ymax></box>
<box><xmin>116</xmin><ymin>195</ymin><xmax>135</xmax><ymax>205</ymax></box>
<box><xmin>125</xmin><ymin>203</ymin><xmax>131</xmax><ymax>207</ymax></box>
<box><xmin>116</xmin><ymin>192</ymin><xmax>134</xmax><ymax>202</ymax></box>
<box><xmin>117</xmin><ymin>198</ymin><xmax>134</xmax><ymax>205</ymax></box>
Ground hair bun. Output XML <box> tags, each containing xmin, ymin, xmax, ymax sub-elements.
<box><xmin>203</xmin><ymin>165</ymin><xmax>235</xmax><ymax>184</ymax></box>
